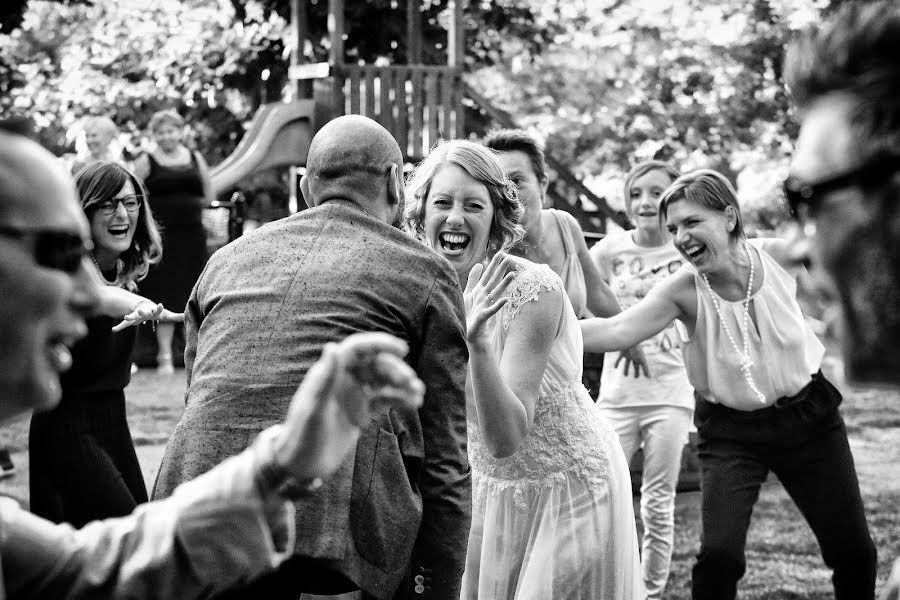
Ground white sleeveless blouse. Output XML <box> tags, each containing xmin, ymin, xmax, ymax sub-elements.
<box><xmin>682</xmin><ymin>240</ymin><xmax>825</xmax><ymax>411</ymax></box>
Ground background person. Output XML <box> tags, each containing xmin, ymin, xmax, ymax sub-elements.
<box><xmin>589</xmin><ymin>159</ymin><xmax>692</xmax><ymax>600</ymax></box>
<box><xmin>782</xmin><ymin>2</ymin><xmax>900</xmax><ymax>597</ymax></box>
<box><xmin>406</xmin><ymin>139</ymin><xmax>643</xmax><ymax>599</ymax></box>
<box><xmin>134</xmin><ymin>109</ymin><xmax>214</xmax><ymax>374</ymax></box>
<box><xmin>482</xmin><ymin>128</ymin><xmax>648</xmax><ymax>375</ymax></box>
<box><xmin>0</xmin><ymin>126</ymin><xmax>425</xmax><ymax>599</ymax></box>
<box><xmin>69</xmin><ymin>116</ymin><xmax>121</xmax><ymax>175</ymax></box>
<box><xmin>579</xmin><ymin>169</ymin><xmax>876</xmax><ymax>600</ymax></box>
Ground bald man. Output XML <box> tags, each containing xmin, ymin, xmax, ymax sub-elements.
<box><xmin>153</xmin><ymin>115</ymin><xmax>471</xmax><ymax>600</ymax></box>
<box><xmin>0</xmin><ymin>128</ymin><xmax>426</xmax><ymax>598</ymax></box>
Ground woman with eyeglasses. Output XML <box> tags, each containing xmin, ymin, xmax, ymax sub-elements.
<box><xmin>29</xmin><ymin>162</ymin><xmax>181</xmax><ymax>527</ymax></box>
<box><xmin>578</xmin><ymin>169</ymin><xmax>876</xmax><ymax>599</ymax></box>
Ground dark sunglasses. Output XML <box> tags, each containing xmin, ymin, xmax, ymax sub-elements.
<box><xmin>783</xmin><ymin>153</ymin><xmax>900</xmax><ymax>221</ymax></box>
<box><xmin>0</xmin><ymin>226</ymin><xmax>92</xmax><ymax>274</ymax></box>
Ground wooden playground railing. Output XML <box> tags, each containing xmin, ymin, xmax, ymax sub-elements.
<box><xmin>330</xmin><ymin>64</ymin><xmax>464</xmax><ymax>162</ymax></box>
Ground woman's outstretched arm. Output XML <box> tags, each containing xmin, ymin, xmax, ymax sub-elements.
<box><xmin>580</xmin><ymin>270</ymin><xmax>689</xmax><ymax>353</ymax></box>
<box><xmin>91</xmin><ymin>285</ymin><xmax>184</xmax><ymax>331</ymax></box>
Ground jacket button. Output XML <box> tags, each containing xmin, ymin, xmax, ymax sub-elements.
<box><xmin>414</xmin><ymin>575</ymin><xmax>425</xmax><ymax>584</ymax></box>
<box><xmin>415</xmin><ymin>584</ymin><xmax>425</xmax><ymax>594</ymax></box>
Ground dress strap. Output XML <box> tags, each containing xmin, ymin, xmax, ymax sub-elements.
<box><xmin>502</xmin><ymin>264</ymin><xmax>561</xmax><ymax>331</ymax></box>
<box><xmin>551</xmin><ymin>209</ymin><xmax>575</xmax><ymax>255</ymax></box>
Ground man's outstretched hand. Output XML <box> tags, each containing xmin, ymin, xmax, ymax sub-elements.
<box><xmin>273</xmin><ymin>332</ymin><xmax>425</xmax><ymax>484</ymax></box>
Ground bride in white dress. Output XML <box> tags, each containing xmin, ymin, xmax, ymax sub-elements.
<box><xmin>405</xmin><ymin>140</ymin><xmax>643</xmax><ymax>600</ymax></box>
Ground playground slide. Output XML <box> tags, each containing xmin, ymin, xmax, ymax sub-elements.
<box><xmin>210</xmin><ymin>100</ymin><xmax>317</xmax><ymax>195</ymax></box>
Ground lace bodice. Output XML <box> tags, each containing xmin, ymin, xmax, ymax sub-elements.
<box><xmin>467</xmin><ymin>262</ymin><xmax>618</xmax><ymax>508</ymax></box>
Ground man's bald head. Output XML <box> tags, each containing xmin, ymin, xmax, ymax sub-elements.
<box><xmin>302</xmin><ymin>116</ymin><xmax>404</xmax><ymax>220</ymax></box>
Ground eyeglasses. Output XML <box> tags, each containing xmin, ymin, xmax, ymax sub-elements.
<box><xmin>0</xmin><ymin>226</ymin><xmax>93</xmax><ymax>274</ymax></box>
<box><xmin>92</xmin><ymin>195</ymin><xmax>142</xmax><ymax>216</ymax></box>
<box><xmin>783</xmin><ymin>153</ymin><xmax>900</xmax><ymax>222</ymax></box>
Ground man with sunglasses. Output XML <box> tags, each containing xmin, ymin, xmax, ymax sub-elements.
<box><xmin>784</xmin><ymin>2</ymin><xmax>900</xmax><ymax>598</ymax></box>
<box><xmin>783</xmin><ymin>0</ymin><xmax>900</xmax><ymax>388</ymax></box>
<box><xmin>0</xmin><ymin>128</ymin><xmax>426</xmax><ymax>598</ymax></box>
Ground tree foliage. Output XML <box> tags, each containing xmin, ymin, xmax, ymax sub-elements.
<box><xmin>1</xmin><ymin>0</ymin><xmax>834</xmax><ymax>230</ymax></box>
<box><xmin>467</xmin><ymin>0</ymin><xmax>830</xmax><ymax>230</ymax></box>
<box><xmin>228</xmin><ymin>0</ymin><xmax>562</xmax><ymax>67</ymax></box>
<box><xmin>0</xmin><ymin>0</ymin><xmax>285</xmax><ymax>161</ymax></box>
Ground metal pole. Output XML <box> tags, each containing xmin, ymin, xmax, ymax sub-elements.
<box><xmin>288</xmin><ymin>0</ymin><xmax>301</xmax><ymax>213</ymax></box>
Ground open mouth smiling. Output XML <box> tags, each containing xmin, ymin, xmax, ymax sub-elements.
<box><xmin>683</xmin><ymin>243</ymin><xmax>706</xmax><ymax>261</ymax></box>
<box><xmin>439</xmin><ymin>232</ymin><xmax>471</xmax><ymax>255</ymax></box>
<box><xmin>108</xmin><ymin>224</ymin><xmax>130</xmax><ymax>237</ymax></box>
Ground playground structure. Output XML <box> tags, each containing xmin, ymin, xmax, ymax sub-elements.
<box><xmin>209</xmin><ymin>0</ymin><xmax>629</xmax><ymax>234</ymax></box>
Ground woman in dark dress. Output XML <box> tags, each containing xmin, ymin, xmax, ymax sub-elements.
<box><xmin>29</xmin><ymin>162</ymin><xmax>180</xmax><ymax>526</ymax></box>
<box><xmin>134</xmin><ymin>109</ymin><xmax>214</xmax><ymax>374</ymax></box>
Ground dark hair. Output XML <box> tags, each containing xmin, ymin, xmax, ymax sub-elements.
<box><xmin>405</xmin><ymin>140</ymin><xmax>525</xmax><ymax>254</ymax></box>
<box><xmin>482</xmin><ymin>129</ymin><xmax>548</xmax><ymax>184</ymax></box>
<box><xmin>623</xmin><ymin>160</ymin><xmax>681</xmax><ymax>221</ymax></box>
<box><xmin>658</xmin><ymin>169</ymin><xmax>745</xmax><ymax>241</ymax></box>
<box><xmin>75</xmin><ymin>162</ymin><xmax>162</xmax><ymax>290</ymax></box>
<box><xmin>785</xmin><ymin>0</ymin><xmax>900</xmax><ymax>161</ymax></box>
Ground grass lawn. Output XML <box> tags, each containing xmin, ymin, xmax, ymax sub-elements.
<box><xmin>1</xmin><ymin>356</ymin><xmax>898</xmax><ymax>598</ymax></box>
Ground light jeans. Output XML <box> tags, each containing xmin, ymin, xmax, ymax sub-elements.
<box><xmin>598</xmin><ymin>404</ymin><xmax>693</xmax><ymax>600</ymax></box>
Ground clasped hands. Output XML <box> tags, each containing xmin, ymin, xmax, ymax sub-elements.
<box><xmin>112</xmin><ymin>301</ymin><xmax>184</xmax><ymax>332</ymax></box>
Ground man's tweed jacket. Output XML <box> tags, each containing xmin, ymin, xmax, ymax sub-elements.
<box><xmin>152</xmin><ymin>202</ymin><xmax>471</xmax><ymax>599</ymax></box>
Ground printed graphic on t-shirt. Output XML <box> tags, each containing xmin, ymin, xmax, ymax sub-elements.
<box><xmin>608</xmin><ymin>254</ymin><xmax>684</xmax><ymax>356</ymax></box>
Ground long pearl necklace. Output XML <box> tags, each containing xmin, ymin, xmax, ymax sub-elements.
<box><xmin>701</xmin><ymin>242</ymin><xmax>767</xmax><ymax>404</ymax></box>
<box><xmin>90</xmin><ymin>253</ymin><xmax>123</xmax><ymax>287</ymax></box>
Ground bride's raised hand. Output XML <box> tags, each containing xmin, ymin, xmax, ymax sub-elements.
<box><xmin>464</xmin><ymin>251</ymin><xmax>517</xmax><ymax>344</ymax></box>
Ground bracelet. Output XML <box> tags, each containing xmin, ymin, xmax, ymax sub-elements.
<box><xmin>132</xmin><ymin>300</ymin><xmax>158</xmax><ymax>330</ymax></box>
<box><xmin>132</xmin><ymin>299</ymin><xmax>156</xmax><ymax>313</ymax></box>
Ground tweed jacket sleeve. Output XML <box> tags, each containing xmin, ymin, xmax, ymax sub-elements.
<box><xmin>399</xmin><ymin>269</ymin><xmax>471</xmax><ymax>600</ymax></box>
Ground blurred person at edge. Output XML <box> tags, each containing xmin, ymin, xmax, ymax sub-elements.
<box><xmin>783</xmin><ymin>2</ymin><xmax>900</xmax><ymax>598</ymax></box>
<box><xmin>589</xmin><ymin>160</ymin><xmax>692</xmax><ymax>600</ymax></box>
<box><xmin>134</xmin><ymin>109</ymin><xmax>215</xmax><ymax>374</ymax></box>
<box><xmin>0</xmin><ymin>126</ymin><xmax>425</xmax><ymax>599</ymax></box>
<box><xmin>483</xmin><ymin>129</ymin><xmax>650</xmax><ymax>376</ymax></box>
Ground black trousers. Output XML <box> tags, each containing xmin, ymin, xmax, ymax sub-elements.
<box><xmin>210</xmin><ymin>557</ymin><xmax>371</xmax><ymax>600</ymax></box>
<box><xmin>691</xmin><ymin>372</ymin><xmax>876</xmax><ymax>600</ymax></box>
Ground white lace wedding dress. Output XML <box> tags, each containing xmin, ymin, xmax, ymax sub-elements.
<box><xmin>461</xmin><ymin>263</ymin><xmax>644</xmax><ymax>600</ymax></box>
